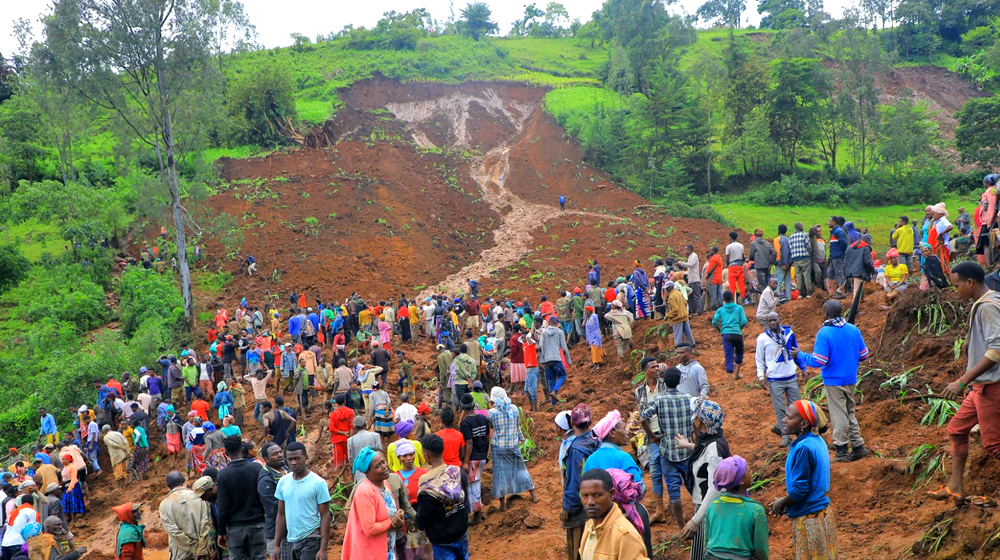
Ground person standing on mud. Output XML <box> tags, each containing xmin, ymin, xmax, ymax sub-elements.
<box><xmin>931</xmin><ymin>262</ymin><xmax>1000</xmax><ymax>505</ymax></box>
<box><xmin>559</xmin><ymin>195</ymin><xmax>566</xmax><ymax>211</ymax></box>
<box><xmin>675</xmin><ymin>245</ymin><xmax>702</xmax><ymax>316</ymax></box>
<box><xmin>795</xmin><ymin>300</ymin><xmax>870</xmax><ymax>463</ymax></box>
<box><xmin>756</xmin><ymin>312</ymin><xmax>804</xmax><ymax>448</ymax></box>
<box><xmin>562</xmin><ymin>404</ymin><xmax>599</xmax><ymax>560</ymax></box>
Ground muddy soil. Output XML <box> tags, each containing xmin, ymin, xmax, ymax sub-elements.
<box><xmin>104</xmin><ymin>77</ymin><xmax>1000</xmax><ymax>560</ymax></box>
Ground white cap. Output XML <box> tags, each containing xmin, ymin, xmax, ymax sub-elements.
<box><xmin>554</xmin><ymin>410</ymin><xmax>572</xmax><ymax>432</ymax></box>
<box><xmin>78</xmin><ymin>405</ymin><xmax>88</xmax><ymax>412</ymax></box>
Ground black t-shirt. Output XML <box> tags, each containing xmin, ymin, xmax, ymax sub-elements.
<box><xmin>370</xmin><ymin>349</ymin><xmax>391</xmax><ymax>371</ymax></box>
<box><xmin>459</xmin><ymin>414</ymin><xmax>490</xmax><ymax>461</ymax></box>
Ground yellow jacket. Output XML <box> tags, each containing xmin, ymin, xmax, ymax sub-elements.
<box><xmin>578</xmin><ymin>504</ymin><xmax>649</xmax><ymax>560</ymax></box>
<box><xmin>666</xmin><ymin>288</ymin><xmax>689</xmax><ymax>323</ymax></box>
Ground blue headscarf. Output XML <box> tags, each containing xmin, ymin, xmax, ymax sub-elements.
<box><xmin>353</xmin><ymin>446</ymin><xmax>376</xmax><ymax>474</ymax></box>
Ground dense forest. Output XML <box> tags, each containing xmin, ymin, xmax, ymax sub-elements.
<box><xmin>1</xmin><ymin>0</ymin><xmax>1000</xmax><ymax>443</ymax></box>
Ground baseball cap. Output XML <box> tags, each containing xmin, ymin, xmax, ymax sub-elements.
<box><xmin>192</xmin><ymin>476</ymin><xmax>214</xmax><ymax>498</ymax></box>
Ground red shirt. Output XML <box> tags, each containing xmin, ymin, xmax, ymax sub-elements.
<box><xmin>398</xmin><ymin>306</ymin><xmax>409</xmax><ymax>320</ymax></box>
<box><xmin>106</xmin><ymin>380</ymin><xmax>123</xmax><ymax>396</ymax></box>
<box><xmin>328</xmin><ymin>406</ymin><xmax>355</xmax><ymax>444</ymax></box>
<box><xmin>437</xmin><ymin>428</ymin><xmax>465</xmax><ymax>467</ymax></box>
<box><xmin>707</xmin><ymin>254</ymin><xmax>724</xmax><ymax>285</ymax></box>
<box><xmin>604</xmin><ymin>288</ymin><xmax>617</xmax><ymax>304</ymax></box>
<box><xmin>396</xmin><ymin>467</ymin><xmax>428</xmax><ymax>505</ymax></box>
<box><xmin>298</xmin><ymin>294</ymin><xmax>306</xmax><ymax>309</ymax></box>
<box><xmin>214</xmin><ymin>313</ymin><xmax>226</xmax><ymax>329</ymax></box>
<box><xmin>207</xmin><ymin>328</ymin><xmax>217</xmax><ymax>343</ymax></box>
<box><xmin>333</xmin><ymin>334</ymin><xmax>346</xmax><ymax>347</ymax></box>
<box><xmin>539</xmin><ymin>301</ymin><xmax>554</xmax><ymax>317</ymax></box>
<box><xmin>190</xmin><ymin>399</ymin><xmax>210</xmax><ymax>422</ymax></box>
<box><xmin>523</xmin><ymin>340</ymin><xmax>538</xmax><ymax>368</ymax></box>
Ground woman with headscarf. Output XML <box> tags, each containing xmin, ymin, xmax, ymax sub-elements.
<box><xmin>487</xmin><ymin>388</ymin><xmax>537</xmax><ymax>511</ymax></box>
<box><xmin>368</xmin><ymin>382</ymin><xmax>396</xmax><ymax>448</ymax></box>
<box><xmin>920</xmin><ymin>243</ymin><xmax>950</xmax><ymax>289</ymax></box>
<box><xmin>59</xmin><ymin>456</ymin><xmax>84</xmax><ymax>523</ymax></box>
<box><xmin>676</xmin><ymin>398</ymin><xmax>731</xmax><ymax>560</ymax></box>
<box><xmin>631</xmin><ymin>261</ymin><xmax>650</xmax><ymax>319</ymax></box>
<box><xmin>584</xmin><ymin>410</ymin><xmax>644</xmax><ymax>487</ymax></box>
<box><xmin>770</xmin><ymin>400</ymin><xmax>837</xmax><ymax>560</ymax></box>
<box><xmin>386</xmin><ymin>420</ymin><xmax>425</xmax><ymax>473</ymax></box>
<box><xmin>927</xmin><ymin>202</ymin><xmax>954</xmax><ymax>276</ymax></box>
<box><xmin>220</xmin><ymin>415</ymin><xmax>241</xmax><ymax>438</ymax></box>
<box><xmin>703</xmin><ymin>456</ymin><xmax>769</xmax><ymax>560</ymax></box>
<box><xmin>605</xmin><ymin>468</ymin><xmax>652</xmax><ymax>559</ymax></box>
<box><xmin>392</xmin><ymin>440</ymin><xmax>432</xmax><ymax>560</ymax></box>
<box><xmin>342</xmin><ymin>448</ymin><xmax>404</xmax><ymax>560</ymax></box>
<box><xmin>212</xmin><ymin>382</ymin><xmax>233</xmax><ymax>421</ymax></box>
<box><xmin>378</xmin><ymin>319</ymin><xmax>393</xmax><ymax>354</ymax></box>
<box><xmin>584</xmin><ymin>305</ymin><xmax>604</xmax><ymax>370</ymax></box>
<box><xmin>112</xmin><ymin>503</ymin><xmax>144</xmax><ymax>560</ymax></box>
<box><xmin>974</xmin><ymin>174</ymin><xmax>998</xmax><ymax>266</ymax></box>
<box><xmin>129</xmin><ymin>418</ymin><xmax>150</xmax><ymax>480</ymax></box>
<box><xmin>415</xmin><ymin>434</ymin><xmax>469</xmax><ymax>558</ymax></box>
<box><xmin>202</xmin><ymin>422</ymin><xmax>224</xmax><ymax>457</ymax></box>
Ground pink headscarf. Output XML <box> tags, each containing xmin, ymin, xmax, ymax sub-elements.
<box><xmin>593</xmin><ymin>410</ymin><xmax>621</xmax><ymax>442</ymax></box>
<box><xmin>607</xmin><ymin>468</ymin><xmax>645</xmax><ymax>533</ymax></box>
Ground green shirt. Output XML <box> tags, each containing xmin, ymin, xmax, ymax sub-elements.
<box><xmin>704</xmin><ymin>493</ymin><xmax>769</xmax><ymax>560</ymax></box>
<box><xmin>182</xmin><ymin>365</ymin><xmax>198</xmax><ymax>387</ymax></box>
<box><xmin>572</xmin><ymin>296</ymin><xmax>585</xmax><ymax>320</ymax></box>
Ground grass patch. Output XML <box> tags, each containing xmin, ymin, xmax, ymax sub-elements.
<box><xmin>203</xmin><ymin>145</ymin><xmax>267</xmax><ymax>163</ymax></box>
<box><xmin>708</xmin><ymin>194</ymin><xmax>969</xmax><ymax>253</ymax></box>
<box><xmin>192</xmin><ymin>270</ymin><xmax>233</xmax><ymax>296</ymax></box>
<box><xmin>3</xmin><ymin>219</ymin><xmax>67</xmax><ymax>262</ymax></box>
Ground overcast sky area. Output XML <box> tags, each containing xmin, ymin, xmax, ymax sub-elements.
<box><xmin>2</xmin><ymin>0</ymin><xmax>854</xmax><ymax>59</ymax></box>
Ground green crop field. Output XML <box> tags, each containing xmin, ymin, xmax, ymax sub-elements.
<box><xmin>709</xmin><ymin>194</ymin><xmax>972</xmax><ymax>254</ymax></box>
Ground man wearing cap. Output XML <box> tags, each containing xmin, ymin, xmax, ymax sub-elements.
<box><xmin>346</xmin><ymin>417</ymin><xmax>381</xmax><ymax>483</ymax></box>
<box><xmin>44</xmin><ymin>483</ymin><xmax>66</xmax><ymax>530</ymax></box>
<box><xmin>160</xmin><ymin>471</ymin><xmax>213</xmax><ymax>560</ymax></box>
<box><xmin>436</xmin><ymin>345</ymin><xmax>454</xmax><ymax>409</ymax></box>
<box><xmin>561</xmin><ymin>403</ymin><xmax>599</xmax><ymax>560</ymax></box>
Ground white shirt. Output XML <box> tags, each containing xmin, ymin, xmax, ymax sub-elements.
<box><xmin>422</xmin><ymin>305</ymin><xmax>435</xmax><ymax>321</ymax></box>
<box><xmin>755</xmin><ymin>327</ymin><xmax>800</xmax><ymax>382</ymax></box>
<box><xmin>123</xmin><ymin>401</ymin><xmax>138</xmax><ymax>419</ymax></box>
<box><xmin>725</xmin><ymin>242</ymin><xmax>745</xmax><ymax>265</ymax></box>
<box><xmin>199</xmin><ymin>363</ymin><xmax>211</xmax><ymax>381</ymax></box>
<box><xmin>114</xmin><ymin>399</ymin><xmax>127</xmax><ymax>416</ymax></box>
<box><xmin>1</xmin><ymin>507</ymin><xmax>35</xmax><ymax>546</ymax></box>
<box><xmin>87</xmin><ymin>421</ymin><xmax>99</xmax><ymax>443</ymax></box>
<box><xmin>137</xmin><ymin>393</ymin><xmax>152</xmax><ymax>413</ymax></box>
<box><xmin>685</xmin><ymin>253</ymin><xmax>701</xmax><ymax>283</ymax></box>
<box><xmin>140</xmin><ymin>374</ymin><xmax>150</xmax><ymax>389</ymax></box>
<box><xmin>394</xmin><ymin>403</ymin><xmax>418</xmax><ymax>424</ymax></box>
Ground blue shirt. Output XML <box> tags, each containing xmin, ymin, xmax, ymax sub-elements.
<box><xmin>828</xmin><ymin>226</ymin><xmax>848</xmax><ymax>259</ymax></box>
<box><xmin>33</xmin><ymin>452</ymin><xmax>51</xmax><ymax>465</ymax></box>
<box><xmin>785</xmin><ymin>432</ymin><xmax>831</xmax><ymax>518</ymax></box>
<box><xmin>307</xmin><ymin>313</ymin><xmax>319</xmax><ymax>332</ymax></box>
<box><xmin>287</xmin><ymin>315</ymin><xmax>302</xmax><ymax>336</ymax></box>
<box><xmin>800</xmin><ymin>322</ymin><xmax>868</xmax><ymax>386</ymax></box>
<box><xmin>147</xmin><ymin>376</ymin><xmax>164</xmax><ymax>396</ymax></box>
<box><xmin>40</xmin><ymin>414</ymin><xmax>57</xmax><ymax>436</ymax></box>
<box><xmin>584</xmin><ymin>442</ymin><xmax>645</xmax><ymax>492</ymax></box>
<box><xmin>274</xmin><ymin>471</ymin><xmax>331</xmax><ymax>542</ymax></box>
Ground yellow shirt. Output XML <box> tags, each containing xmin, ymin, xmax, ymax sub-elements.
<box><xmin>386</xmin><ymin>439</ymin><xmax>426</xmax><ymax>472</ymax></box>
<box><xmin>893</xmin><ymin>227</ymin><xmax>914</xmax><ymax>254</ymax></box>
<box><xmin>408</xmin><ymin>305</ymin><xmax>419</xmax><ymax>325</ymax></box>
<box><xmin>359</xmin><ymin>309</ymin><xmax>371</xmax><ymax>326</ymax></box>
<box><xmin>885</xmin><ymin>263</ymin><xmax>909</xmax><ymax>283</ymax></box>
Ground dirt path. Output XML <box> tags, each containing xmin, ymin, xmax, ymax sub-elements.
<box><xmin>385</xmin><ymin>91</ymin><xmax>622</xmax><ymax>298</ymax></box>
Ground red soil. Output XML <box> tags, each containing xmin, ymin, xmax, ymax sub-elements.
<box><xmin>97</xmin><ymin>77</ymin><xmax>1000</xmax><ymax>560</ymax></box>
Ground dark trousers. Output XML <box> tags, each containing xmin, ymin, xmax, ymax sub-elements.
<box><xmin>279</xmin><ymin>535</ymin><xmax>321</xmax><ymax>560</ymax></box>
<box><xmin>721</xmin><ymin>334</ymin><xmax>744</xmax><ymax>374</ymax></box>
<box><xmin>688</xmin><ymin>282</ymin><xmax>703</xmax><ymax>314</ymax></box>
<box><xmin>228</xmin><ymin>523</ymin><xmax>267</xmax><ymax>560</ymax></box>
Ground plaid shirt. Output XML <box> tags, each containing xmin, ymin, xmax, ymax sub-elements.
<box><xmin>641</xmin><ymin>388</ymin><xmax>693</xmax><ymax>462</ymax></box>
<box><xmin>488</xmin><ymin>406</ymin><xmax>524</xmax><ymax>448</ymax></box>
<box><xmin>789</xmin><ymin>231</ymin><xmax>811</xmax><ymax>261</ymax></box>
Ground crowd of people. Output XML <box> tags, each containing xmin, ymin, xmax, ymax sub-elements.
<box><xmin>4</xmin><ymin>176</ymin><xmax>1000</xmax><ymax>560</ymax></box>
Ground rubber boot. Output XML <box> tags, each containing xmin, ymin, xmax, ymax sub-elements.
<box><xmin>833</xmin><ymin>444</ymin><xmax>851</xmax><ymax>463</ymax></box>
<box><xmin>850</xmin><ymin>445</ymin><xmax>870</xmax><ymax>461</ymax></box>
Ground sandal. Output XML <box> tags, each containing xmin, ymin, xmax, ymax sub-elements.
<box><xmin>970</xmin><ymin>496</ymin><xmax>996</xmax><ymax>508</ymax></box>
<box><xmin>928</xmin><ymin>485</ymin><xmax>965</xmax><ymax>506</ymax></box>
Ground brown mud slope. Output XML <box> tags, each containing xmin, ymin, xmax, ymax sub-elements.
<box><xmin>105</xmin><ymin>76</ymin><xmax>999</xmax><ymax>560</ymax></box>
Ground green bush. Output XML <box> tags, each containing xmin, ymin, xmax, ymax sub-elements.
<box><xmin>0</xmin><ymin>245</ymin><xmax>31</xmax><ymax>294</ymax></box>
<box><xmin>116</xmin><ymin>268</ymin><xmax>186</xmax><ymax>339</ymax></box>
<box><xmin>2</xmin><ymin>264</ymin><xmax>108</xmax><ymax>334</ymax></box>
<box><xmin>225</xmin><ymin>63</ymin><xmax>299</xmax><ymax>147</ymax></box>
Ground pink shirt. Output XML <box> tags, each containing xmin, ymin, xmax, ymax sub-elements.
<box><xmin>341</xmin><ymin>478</ymin><xmax>396</xmax><ymax>560</ymax></box>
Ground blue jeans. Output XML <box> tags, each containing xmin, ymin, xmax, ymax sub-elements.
<box><xmin>774</xmin><ymin>266</ymin><xmax>792</xmax><ymax>301</ymax></box>
<box><xmin>721</xmin><ymin>334</ymin><xmax>744</xmax><ymax>374</ymax></box>
<box><xmin>648</xmin><ymin>440</ymin><xmax>663</xmax><ymax>496</ymax></box>
<box><xmin>708</xmin><ymin>283</ymin><xmax>723</xmax><ymax>310</ymax></box>
<box><xmin>544</xmin><ymin>361</ymin><xmax>566</xmax><ymax>395</ymax></box>
<box><xmin>432</xmin><ymin>536</ymin><xmax>469</xmax><ymax>560</ymax></box>
<box><xmin>524</xmin><ymin>367</ymin><xmax>539</xmax><ymax>403</ymax></box>
<box><xmin>561</xmin><ymin>321</ymin><xmax>573</xmax><ymax>335</ymax></box>
<box><xmin>184</xmin><ymin>386</ymin><xmax>197</xmax><ymax>402</ymax></box>
<box><xmin>656</xmin><ymin>451</ymin><xmax>688</xmax><ymax>501</ymax></box>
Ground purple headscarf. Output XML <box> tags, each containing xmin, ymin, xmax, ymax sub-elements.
<box><xmin>394</xmin><ymin>419</ymin><xmax>415</xmax><ymax>438</ymax></box>
<box><xmin>607</xmin><ymin>468</ymin><xmax>645</xmax><ymax>534</ymax></box>
<box><xmin>713</xmin><ymin>455</ymin><xmax>748</xmax><ymax>493</ymax></box>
